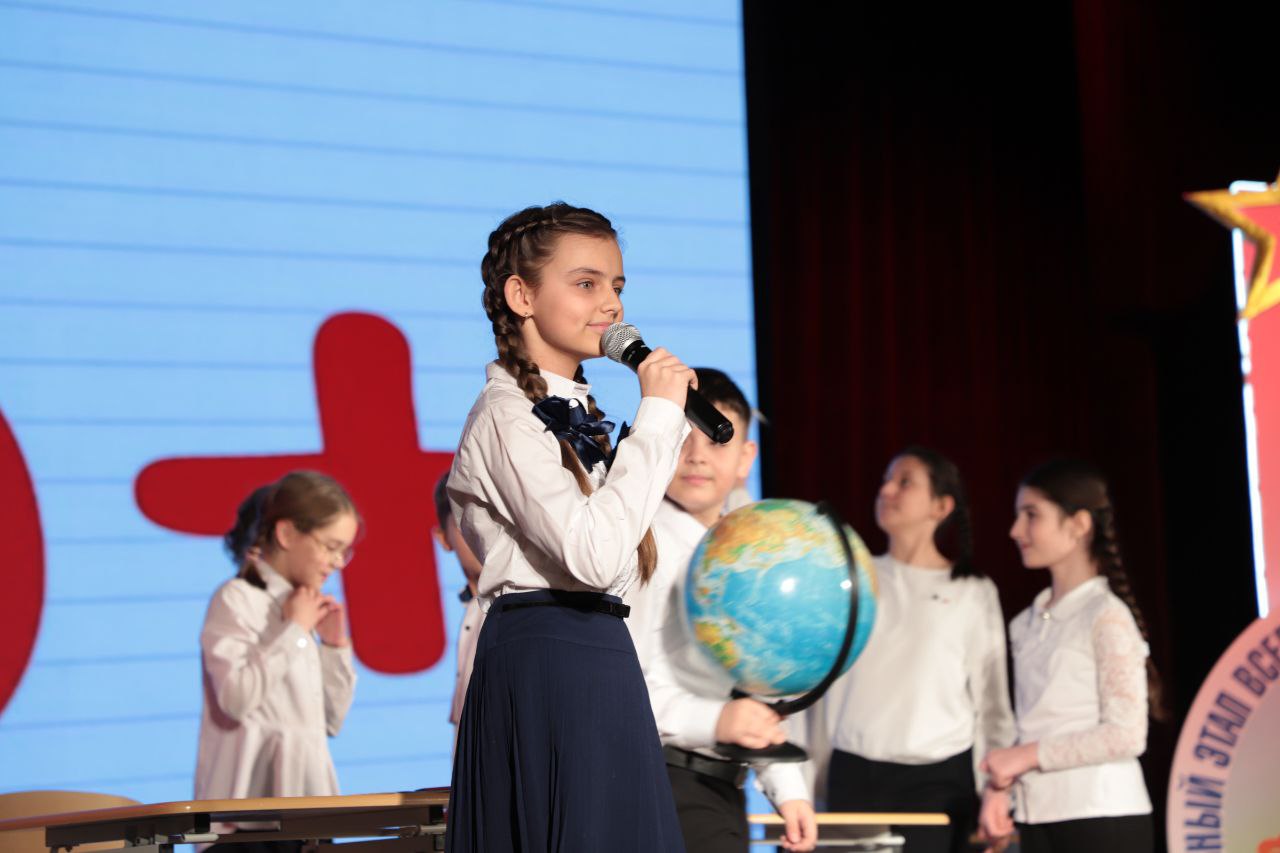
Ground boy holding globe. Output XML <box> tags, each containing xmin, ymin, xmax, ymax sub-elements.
<box><xmin>625</xmin><ymin>367</ymin><xmax>818</xmax><ymax>853</ymax></box>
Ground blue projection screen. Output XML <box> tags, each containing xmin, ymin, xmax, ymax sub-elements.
<box><xmin>0</xmin><ymin>0</ymin><xmax>756</xmax><ymax>806</ymax></box>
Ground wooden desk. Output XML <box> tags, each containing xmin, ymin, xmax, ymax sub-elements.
<box><xmin>0</xmin><ymin>790</ymin><xmax>449</xmax><ymax>853</ymax></box>
<box><xmin>749</xmin><ymin>811</ymin><xmax>950</xmax><ymax>852</ymax></box>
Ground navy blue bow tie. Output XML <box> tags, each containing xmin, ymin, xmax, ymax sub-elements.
<box><xmin>531</xmin><ymin>396</ymin><xmax>615</xmax><ymax>471</ymax></box>
<box><xmin>607</xmin><ymin>421</ymin><xmax>630</xmax><ymax>470</ymax></box>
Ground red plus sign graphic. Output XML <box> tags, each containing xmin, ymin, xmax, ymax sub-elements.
<box><xmin>0</xmin><ymin>408</ymin><xmax>44</xmax><ymax>716</ymax></box>
<box><xmin>135</xmin><ymin>312</ymin><xmax>454</xmax><ymax>674</ymax></box>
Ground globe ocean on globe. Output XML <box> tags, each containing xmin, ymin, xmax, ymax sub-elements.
<box><xmin>684</xmin><ymin>498</ymin><xmax>878</xmax><ymax>703</ymax></box>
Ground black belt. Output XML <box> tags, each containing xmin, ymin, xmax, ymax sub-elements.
<box><xmin>497</xmin><ymin>591</ymin><xmax>630</xmax><ymax>619</ymax></box>
<box><xmin>663</xmin><ymin>745</ymin><xmax>749</xmax><ymax>788</ymax></box>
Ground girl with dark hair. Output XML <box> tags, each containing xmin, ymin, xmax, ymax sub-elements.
<box><xmin>815</xmin><ymin>447</ymin><xmax>1015</xmax><ymax>853</ymax></box>
<box><xmin>978</xmin><ymin>459</ymin><xmax>1158</xmax><ymax>852</ymax></box>
<box><xmin>444</xmin><ymin>203</ymin><xmax>692</xmax><ymax>852</ymax></box>
<box><xmin>196</xmin><ymin>471</ymin><xmax>360</xmax><ymax>852</ymax></box>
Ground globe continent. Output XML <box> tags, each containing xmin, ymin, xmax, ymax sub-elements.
<box><xmin>685</xmin><ymin>498</ymin><xmax>878</xmax><ymax>697</ymax></box>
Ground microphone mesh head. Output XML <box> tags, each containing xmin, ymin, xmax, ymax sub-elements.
<box><xmin>601</xmin><ymin>322</ymin><xmax>642</xmax><ymax>363</ymax></box>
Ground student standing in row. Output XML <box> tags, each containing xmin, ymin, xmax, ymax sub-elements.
<box><xmin>815</xmin><ymin>448</ymin><xmax>1015</xmax><ymax>853</ymax></box>
<box><xmin>197</xmin><ymin>471</ymin><xmax>360</xmax><ymax>853</ymax></box>
<box><xmin>980</xmin><ymin>459</ymin><xmax>1160</xmax><ymax>853</ymax></box>
<box><xmin>432</xmin><ymin>473</ymin><xmax>484</xmax><ymax>740</ymax></box>
<box><xmin>627</xmin><ymin>367</ymin><xmax>818</xmax><ymax>853</ymax></box>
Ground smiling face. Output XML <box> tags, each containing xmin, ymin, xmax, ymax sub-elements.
<box><xmin>666</xmin><ymin>408</ymin><xmax>756</xmax><ymax>528</ymax></box>
<box><xmin>504</xmin><ymin>233</ymin><xmax>624</xmax><ymax>378</ymax></box>
<box><xmin>273</xmin><ymin>511</ymin><xmax>360</xmax><ymax>590</ymax></box>
<box><xmin>1009</xmin><ymin>486</ymin><xmax>1090</xmax><ymax>570</ymax></box>
<box><xmin>874</xmin><ymin>454</ymin><xmax>953</xmax><ymax>538</ymax></box>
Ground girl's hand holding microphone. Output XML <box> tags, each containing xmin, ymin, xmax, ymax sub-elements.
<box><xmin>636</xmin><ymin>347</ymin><xmax>696</xmax><ymax>407</ymax></box>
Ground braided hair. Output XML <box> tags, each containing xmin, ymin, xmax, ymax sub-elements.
<box><xmin>898</xmin><ymin>445</ymin><xmax>979</xmax><ymax>579</ymax></box>
<box><xmin>1021</xmin><ymin>459</ymin><xmax>1168</xmax><ymax>721</ymax></box>
<box><xmin>481</xmin><ymin>202</ymin><xmax>657</xmax><ymax>583</ymax></box>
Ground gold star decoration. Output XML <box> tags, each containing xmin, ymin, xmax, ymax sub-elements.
<box><xmin>1186</xmin><ymin>172</ymin><xmax>1280</xmax><ymax>319</ymax></box>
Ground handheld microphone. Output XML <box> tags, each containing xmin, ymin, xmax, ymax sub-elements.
<box><xmin>601</xmin><ymin>322</ymin><xmax>735</xmax><ymax>445</ymax></box>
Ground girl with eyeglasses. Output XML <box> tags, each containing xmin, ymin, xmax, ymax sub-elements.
<box><xmin>195</xmin><ymin>470</ymin><xmax>361</xmax><ymax>852</ymax></box>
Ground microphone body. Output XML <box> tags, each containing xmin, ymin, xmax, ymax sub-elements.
<box><xmin>602</xmin><ymin>323</ymin><xmax>735</xmax><ymax>444</ymax></box>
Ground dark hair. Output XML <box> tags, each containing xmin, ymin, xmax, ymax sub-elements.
<box><xmin>1021</xmin><ymin>458</ymin><xmax>1167</xmax><ymax>721</ymax></box>
<box><xmin>433</xmin><ymin>473</ymin><xmax>452</xmax><ymax>526</ymax></box>
<box><xmin>896</xmin><ymin>445</ymin><xmax>978</xmax><ymax>579</ymax></box>
<box><xmin>224</xmin><ymin>485</ymin><xmax>271</xmax><ymax>568</ymax></box>
<box><xmin>481</xmin><ymin>202</ymin><xmax>656</xmax><ymax>583</ymax></box>
<box><xmin>223</xmin><ymin>471</ymin><xmax>359</xmax><ymax>590</ymax></box>
<box><xmin>692</xmin><ymin>367</ymin><xmax>751</xmax><ymax>426</ymax></box>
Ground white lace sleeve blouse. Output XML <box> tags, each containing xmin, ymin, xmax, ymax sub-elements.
<box><xmin>1009</xmin><ymin>576</ymin><xmax>1152</xmax><ymax>823</ymax></box>
<box><xmin>448</xmin><ymin>362</ymin><xmax>689</xmax><ymax>603</ymax></box>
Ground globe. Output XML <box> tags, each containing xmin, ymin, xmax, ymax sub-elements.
<box><xmin>684</xmin><ymin>498</ymin><xmax>878</xmax><ymax>701</ymax></box>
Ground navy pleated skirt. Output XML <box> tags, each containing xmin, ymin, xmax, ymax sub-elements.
<box><xmin>445</xmin><ymin>590</ymin><xmax>685</xmax><ymax>853</ymax></box>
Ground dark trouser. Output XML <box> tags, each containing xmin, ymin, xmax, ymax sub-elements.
<box><xmin>827</xmin><ymin>748</ymin><xmax>976</xmax><ymax>853</ymax></box>
<box><xmin>667</xmin><ymin>764</ymin><xmax>749</xmax><ymax>853</ymax></box>
<box><xmin>1017</xmin><ymin>814</ymin><xmax>1153</xmax><ymax>853</ymax></box>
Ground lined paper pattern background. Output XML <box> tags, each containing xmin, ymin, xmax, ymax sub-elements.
<box><xmin>0</xmin><ymin>0</ymin><xmax>757</xmax><ymax>805</ymax></box>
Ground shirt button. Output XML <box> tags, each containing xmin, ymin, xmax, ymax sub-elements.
<box><xmin>297</xmin><ymin>637</ymin><xmax>309</xmax><ymax>649</ymax></box>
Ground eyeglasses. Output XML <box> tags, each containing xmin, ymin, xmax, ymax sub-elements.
<box><xmin>308</xmin><ymin>531</ymin><xmax>355</xmax><ymax>568</ymax></box>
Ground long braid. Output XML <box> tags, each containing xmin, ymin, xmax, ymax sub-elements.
<box><xmin>482</xmin><ymin>213</ymin><xmax>551</xmax><ymax>404</ymax></box>
<box><xmin>1091</xmin><ymin>505</ymin><xmax>1169</xmax><ymax>722</ymax></box>
<box><xmin>481</xmin><ymin>203</ymin><xmax>657</xmax><ymax>584</ymax></box>
<box><xmin>573</xmin><ymin>364</ymin><xmax>612</xmax><ymax>460</ymax></box>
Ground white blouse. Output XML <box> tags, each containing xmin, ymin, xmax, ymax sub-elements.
<box><xmin>815</xmin><ymin>555</ymin><xmax>1015</xmax><ymax>784</ymax></box>
<box><xmin>447</xmin><ymin>362</ymin><xmax>689</xmax><ymax>604</ymax></box>
<box><xmin>1009</xmin><ymin>576</ymin><xmax>1152</xmax><ymax>823</ymax></box>
<box><xmin>195</xmin><ymin>558</ymin><xmax>356</xmax><ymax>830</ymax></box>
<box><xmin>626</xmin><ymin>500</ymin><xmax>811</xmax><ymax>808</ymax></box>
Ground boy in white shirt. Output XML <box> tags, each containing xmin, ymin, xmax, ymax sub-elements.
<box><xmin>626</xmin><ymin>368</ymin><xmax>818</xmax><ymax>853</ymax></box>
<box><xmin>432</xmin><ymin>474</ymin><xmax>485</xmax><ymax>732</ymax></box>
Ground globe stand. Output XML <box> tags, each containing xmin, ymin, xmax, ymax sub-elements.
<box><xmin>712</xmin><ymin>501</ymin><xmax>862</xmax><ymax>766</ymax></box>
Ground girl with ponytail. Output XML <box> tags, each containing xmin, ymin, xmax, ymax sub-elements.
<box><xmin>816</xmin><ymin>447</ymin><xmax>1015</xmax><ymax>853</ymax></box>
<box><xmin>444</xmin><ymin>203</ymin><xmax>693</xmax><ymax>852</ymax></box>
<box><xmin>979</xmin><ymin>459</ymin><xmax>1161</xmax><ymax>852</ymax></box>
<box><xmin>197</xmin><ymin>471</ymin><xmax>360</xmax><ymax>851</ymax></box>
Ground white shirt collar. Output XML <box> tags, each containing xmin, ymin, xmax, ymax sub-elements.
<box><xmin>880</xmin><ymin>553</ymin><xmax>953</xmax><ymax>577</ymax></box>
<box><xmin>1031</xmin><ymin>574</ymin><xmax>1108</xmax><ymax>621</ymax></box>
<box><xmin>658</xmin><ymin>497</ymin><xmax>712</xmax><ymax>541</ymax></box>
<box><xmin>486</xmin><ymin>361</ymin><xmax>591</xmax><ymax>405</ymax></box>
<box><xmin>249</xmin><ymin>554</ymin><xmax>295</xmax><ymax>604</ymax></box>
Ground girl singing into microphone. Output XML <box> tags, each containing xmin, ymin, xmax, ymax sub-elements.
<box><xmin>444</xmin><ymin>202</ymin><xmax>693</xmax><ymax>852</ymax></box>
